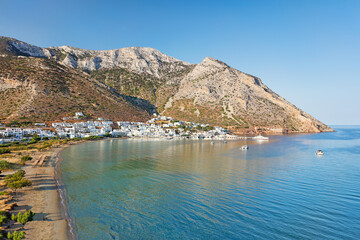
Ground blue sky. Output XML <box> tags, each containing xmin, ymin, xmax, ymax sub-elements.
<box><xmin>1</xmin><ymin>0</ymin><xmax>359</xmax><ymax>125</ymax></box>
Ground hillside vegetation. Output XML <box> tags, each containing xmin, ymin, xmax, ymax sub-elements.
<box><xmin>0</xmin><ymin>55</ymin><xmax>150</xmax><ymax>124</ymax></box>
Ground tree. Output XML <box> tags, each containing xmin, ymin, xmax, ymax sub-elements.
<box><xmin>11</xmin><ymin>210</ymin><xmax>35</xmax><ymax>224</ymax></box>
<box><xmin>7</xmin><ymin>230</ymin><xmax>25</xmax><ymax>240</ymax></box>
<box><xmin>5</xmin><ymin>170</ymin><xmax>31</xmax><ymax>193</ymax></box>
<box><xmin>7</xmin><ymin>179</ymin><xmax>32</xmax><ymax>192</ymax></box>
<box><xmin>5</xmin><ymin>170</ymin><xmax>25</xmax><ymax>183</ymax></box>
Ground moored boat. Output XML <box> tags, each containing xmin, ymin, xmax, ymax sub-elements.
<box><xmin>253</xmin><ymin>134</ymin><xmax>269</xmax><ymax>141</ymax></box>
<box><xmin>316</xmin><ymin>150</ymin><xmax>324</xmax><ymax>156</ymax></box>
<box><xmin>240</xmin><ymin>145</ymin><xmax>248</xmax><ymax>150</ymax></box>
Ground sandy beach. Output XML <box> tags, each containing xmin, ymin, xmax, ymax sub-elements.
<box><xmin>11</xmin><ymin>143</ymin><xmax>76</xmax><ymax>240</ymax></box>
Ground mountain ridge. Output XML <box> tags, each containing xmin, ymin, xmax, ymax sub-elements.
<box><xmin>0</xmin><ymin>36</ymin><xmax>333</xmax><ymax>133</ymax></box>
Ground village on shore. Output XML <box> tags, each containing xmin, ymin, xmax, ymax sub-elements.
<box><xmin>0</xmin><ymin>112</ymin><xmax>252</xmax><ymax>143</ymax></box>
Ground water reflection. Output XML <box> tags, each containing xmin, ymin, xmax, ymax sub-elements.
<box><xmin>61</xmin><ymin>128</ymin><xmax>360</xmax><ymax>240</ymax></box>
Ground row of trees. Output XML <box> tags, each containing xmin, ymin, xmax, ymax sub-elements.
<box><xmin>176</xmin><ymin>125</ymin><xmax>215</xmax><ymax>132</ymax></box>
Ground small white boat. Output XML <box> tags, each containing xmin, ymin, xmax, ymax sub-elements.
<box><xmin>315</xmin><ymin>150</ymin><xmax>324</xmax><ymax>156</ymax></box>
<box><xmin>240</xmin><ymin>145</ymin><xmax>248</xmax><ymax>150</ymax></box>
<box><xmin>253</xmin><ymin>134</ymin><xmax>269</xmax><ymax>141</ymax></box>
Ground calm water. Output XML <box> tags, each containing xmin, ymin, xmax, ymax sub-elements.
<box><xmin>60</xmin><ymin>126</ymin><xmax>360</xmax><ymax>240</ymax></box>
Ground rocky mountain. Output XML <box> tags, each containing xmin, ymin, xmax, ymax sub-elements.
<box><xmin>163</xmin><ymin>57</ymin><xmax>332</xmax><ymax>133</ymax></box>
<box><xmin>0</xmin><ymin>36</ymin><xmax>333</xmax><ymax>133</ymax></box>
<box><xmin>2</xmin><ymin>37</ymin><xmax>191</xmax><ymax>78</ymax></box>
<box><xmin>0</xmin><ymin>38</ymin><xmax>151</xmax><ymax>124</ymax></box>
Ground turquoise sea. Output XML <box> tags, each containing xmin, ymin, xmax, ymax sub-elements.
<box><xmin>60</xmin><ymin>126</ymin><xmax>360</xmax><ymax>240</ymax></box>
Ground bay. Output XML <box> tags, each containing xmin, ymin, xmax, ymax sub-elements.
<box><xmin>60</xmin><ymin>126</ymin><xmax>360</xmax><ymax>240</ymax></box>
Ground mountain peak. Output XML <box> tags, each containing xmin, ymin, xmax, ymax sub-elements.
<box><xmin>200</xmin><ymin>56</ymin><xmax>229</xmax><ymax>68</ymax></box>
<box><xmin>183</xmin><ymin>56</ymin><xmax>229</xmax><ymax>80</ymax></box>
<box><xmin>202</xmin><ymin>56</ymin><xmax>217</xmax><ymax>62</ymax></box>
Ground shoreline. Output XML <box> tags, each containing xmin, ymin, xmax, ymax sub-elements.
<box><xmin>19</xmin><ymin>143</ymin><xmax>74</xmax><ymax>240</ymax></box>
<box><xmin>54</xmin><ymin>138</ymin><xmax>116</xmax><ymax>239</ymax></box>
<box><xmin>54</xmin><ymin>144</ymin><xmax>77</xmax><ymax>240</ymax></box>
<box><xmin>15</xmin><ymin>139</ymin><xmax>103</xmax><ymax>240</ymax></box>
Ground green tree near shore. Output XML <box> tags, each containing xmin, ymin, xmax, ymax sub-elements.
<box><xmin>4</xmin><ymin>170</ymin><xmax>32</xmax><ymax>193</ymax></box>
<box><xmin>11</xmin><ymin>210</ymin><xmax>35</xmax><ymax>224</ymax></box>
<box><xmin>7</xmin><ymin>230</ymin><xmax>25</xmax><ymax>240</ymax></box>
<box><xmin>7</xmin><ymin>179</ymin><xmax>32</xmax><ymax>192</ymax></box>
<box><xmin>5</xmin><ymin>170</ymin><xmax>25</xmax><ymax>181</ymax></box>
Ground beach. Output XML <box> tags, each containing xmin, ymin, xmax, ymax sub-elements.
<box><xmin>10</xmin><ymin>143</ymin><xmax>77</xmax><ymax>240</ymax></box>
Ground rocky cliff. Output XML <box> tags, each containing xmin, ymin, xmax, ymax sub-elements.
<box><xmin>0</xmin><ymin>36</ymin><xmax>333</xmax><ymax>133</ymax></box>
<box><xmin>163</xmin><ymin>57</ymin><xmax>331</xmax><ymax>133</ymax></box>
